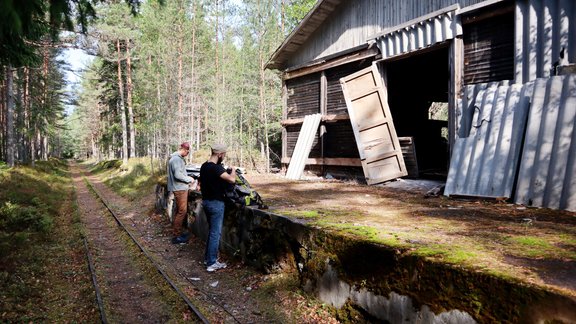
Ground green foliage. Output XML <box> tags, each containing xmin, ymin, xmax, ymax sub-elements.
<box><xmin>0</xmin><ymin>160</ymin><xmax>99</xmax><ymax>322</ymax></box>
<box><xmin>65</xmin><ymin>0</ymin><xmax>286</xmax><ymax>171</ymax></box>
<box><xmin>284</xmin><ymin>0</ymin><xmax>316</xmax><ymax>32</ymax></box>
<box><xmin>0</xmin><ymin>201</ymin><xmax>52</xmax><ymax>234</ymax></box>
<box><xmin>0</xmin><ymin>161</ymin><xmax>70</xmax><ymax>258</ymax></box>
<box><xmin>90</xmin><ymin>157</ymin><xmax>164</xmax><ymax>200</ymax></box>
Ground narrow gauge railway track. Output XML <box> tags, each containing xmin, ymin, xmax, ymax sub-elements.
<box><xmin>82</xmin><ymin>178</ymin><xmax>210</xmax><ymax>323</ymax></box>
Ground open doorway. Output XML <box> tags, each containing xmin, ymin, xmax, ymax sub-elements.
<box><xmin>385</xmin><ymin>46</ymin><xmax>450</xmax><ymax>179</ymax></box>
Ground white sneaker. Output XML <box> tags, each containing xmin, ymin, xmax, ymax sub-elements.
<box><xmin>206</xmin><ymin>261</ymin><xmax>227</xmax><ymax>272</ymax></box>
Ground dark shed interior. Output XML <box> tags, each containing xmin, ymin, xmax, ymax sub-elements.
<box><xmin>385</xmin><ymin>46</ymin><xmax>450</xmax><ymax>178</ymax></box>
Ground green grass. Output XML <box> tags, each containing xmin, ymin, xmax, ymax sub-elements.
<box><xmin>281</xmin><ymin>210</ymin><xmax>321</xmax><ymax>219</ymax></box>
<box><xmin>411</xmin><ymin>244</ymin><xmax>478</xmax><ymax>265</ymax></box>
<box><xmin>505</xmin><ymin>235</ymin><xmax>569</xmax><ymax>259</ymax></box>
<box><xmin>0</xmin><ymin>159</ymin><xmax>97</xmax><ymax>322</ymax></box>
<box><xmin>88</xmin><ymin>157</ymin><xmax>165</xmax><ymax>200</ymax></box>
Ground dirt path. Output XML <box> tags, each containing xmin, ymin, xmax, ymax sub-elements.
<box><xmin>71</xmin><ymin>163</ymin><xmax>177</xmax><ymax>323</ymax></box>
<box><xmin>77</xmin><ymin>164</ymin><xmax>300</xmax><ymax>322</ymax></box>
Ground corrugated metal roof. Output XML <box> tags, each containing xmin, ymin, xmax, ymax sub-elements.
<box><xmin>515</xmin><ymin>74</ymin><xmax>576</xmax><ymax>211</ymax></box>
<box><xmin>445</xmin><ymin>82</ymin><xmax>531</xmax><ymax>198</ymax></box>
<box><xmin>374</xmin><ymin>5</ymin><xmax>462</xmax><ymax>60</ymax></box>
<box><xmin>286</xmin><ymin>114</ymin><xmax>323</xmax><ymax>180</ymax></box>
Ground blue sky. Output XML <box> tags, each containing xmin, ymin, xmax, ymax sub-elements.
<box><xmin>61</xmin><ymin>48</ymin><xmax>94</xmax><ymax>115</ymax></box>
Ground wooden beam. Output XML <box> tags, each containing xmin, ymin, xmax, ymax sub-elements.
<box><xmin>281</xmin><ymin>113</ymin><xmax>350</xmax><ymax>126</ymax></box>
<box><xmin>320</xmin><ymin>71</ymin><xmax>327</xmax><ymax>173</ymax></box>
<box><xmin>283</xmin><ymin>46</ymin><xmax>379</xmax><ymax>80</ymax></box>
<box><xmin>282</xmin><ymin>81</ymin><xmax>288</xmax><ymax>161</ymax></box>
<box><xmin>449</xmin><ymin>36</ymin><xmax>464</xmax><ymax>158</ymax></box>
<box><xmin>281</xmin><ymin>157</ymin><xmax>362</xmax><ymax>167</ymax></box>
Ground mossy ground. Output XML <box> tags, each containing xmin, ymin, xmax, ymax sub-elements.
<box><xmin>248</xmin><ymin>174</ymin><xmax>576</xmax><ymax>296</ymax></box>
<box><xmin>0</xmin><ymin>159</ymin><xmax>98</xmax><ymax>322</ymax></box>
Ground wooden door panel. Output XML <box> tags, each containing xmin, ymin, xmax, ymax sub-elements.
<box><xmin>340</xmin><ymin>64</ymin><xmax>407</xmax><ymax>185</ymax></box>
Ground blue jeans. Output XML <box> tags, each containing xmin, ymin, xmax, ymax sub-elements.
<box><xmin>203</xmin><ymin>199</ymin><xmax>225</xmax><ymax>266</ymax></box>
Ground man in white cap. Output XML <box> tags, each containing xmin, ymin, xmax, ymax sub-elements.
<box><xmin>167</xmin><ymin>142</ymin><xmax>194</xmax><ymax>244</ymax></box>
<box><xmin>200</xmin><ymin>143</ymin><xmax>236</xmax><ymax>272</ymax></box>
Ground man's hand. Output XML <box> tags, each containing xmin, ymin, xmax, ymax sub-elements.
<box><xmin>221</xmin><ymin>166</ymin><xmax>237</xmax><ymax>184</ymax></box>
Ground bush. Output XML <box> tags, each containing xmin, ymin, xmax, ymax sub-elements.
<box><xmin>0</xmin><ymin>200</ymin><xmax>53</xmax><ymax>249</ymax></box>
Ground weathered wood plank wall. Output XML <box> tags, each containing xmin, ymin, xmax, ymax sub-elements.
<box><xmin>287</xmin><ymin>0</ymin><xmax>486</xmax><ymax>68</ymax></box>
<box><xmin>286</xmin><ymin>74</ymin><xmax>320</xmax><ymax>119</ymax></box>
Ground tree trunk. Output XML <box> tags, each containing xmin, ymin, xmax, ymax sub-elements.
<box><xmin>5</xmin><ymin>65</ymin><xmax>15</xmax><ymax>167</ymax></box>
<box><xmin>116</xmin><ymin>38</ymin><xmax>129</xmax><ymax>165</ymax></box>
<box><xmin>258</xmin><ymin>4</ymin><xmax>270</xmax><ymax>173</ymax></box>
<box><xmin>190</xmin><ymin>0</ymin><xmax>197</xmax><ymax>150</ymax></box>
<box><xmin>126</xmin><ymin>38</ymin><xmax>136</xmax><ymax>158</ymax></box>
<box><xmin>16</xmin><ymin>68</ymin><xmax>24</xmax><ymax>163</ymax></box>
<box><xmin>177</xmin><ymin>3</ymin><xmax>184</xmax><ymax>142</ymax></box>
<box><xmin>24</xmin><ymin>67</ymin><xmax>35</xmax><ymax>166</ymax></box>
<box><xmin>0</xmin><ymin>75</ymin><xmax>5</xmax><ymax>161</ymax></box>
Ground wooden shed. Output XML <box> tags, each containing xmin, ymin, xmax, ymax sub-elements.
<box><xmin>267</xmin><ymin>0</ymin><xmax>576</xmax><ymax>186</ymax></box>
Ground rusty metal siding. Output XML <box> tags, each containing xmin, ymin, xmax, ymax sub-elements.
<box><xmin>286</xmin><ymin>74</ymin><xmax>320</xmax><ymax>119</ymax></box>
<box><xmin>324</xmin><ymin>121</ymin><xmax>360</xmax><ymax>158</ymax></box>
<box><xmin>515</xmin><ymin>74</ymin><xmax>576</xmax><ymax>211</ymax></box>
<box><xmin>463</xmin><ymin>11</ymin><xmax>515</xmax><ymax>84</ymax></box>
<box><xmin>286</xmin><ymin>0</ymin><xmax>486</xmax><ymax>68</ymax></box>
<box><xmin>515</xmin><ymin>0</ymin><xmax>576</xmax><ymax>83</ymax></box>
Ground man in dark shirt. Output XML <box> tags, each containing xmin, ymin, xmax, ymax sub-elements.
<box><xmin>200</xmin><ymin>143</ymin><xmax>236</xmax><ymax>272</ymax></box>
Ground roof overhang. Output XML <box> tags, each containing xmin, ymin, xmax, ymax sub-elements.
<box><xmin>265</xmin><ymin>0</ymin><xmax>344</xmax><ymax>71</ymax></box>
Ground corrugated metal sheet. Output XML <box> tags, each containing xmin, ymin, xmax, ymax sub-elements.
<box><xmin>447</xmin><ymin>74</ymin><xmax>576</xmax><ymax>212</ymax></box>
<box><xmin>376</xmin><ymin>7</ymin><xmax>462</xmax><ymax>60</ymax></box>
<box><xmin>457</xmin><ymin>80</ymin><xmax>513</xmax><ymax>138</ymax></box>
<box><xmin>515</xmin><ymin>74</ymin><xmax>576</xmax><ymax>211</ymax></box>
<box><xmin>286</xmin><ymin>114</ymin><xmax>323</xmax><ymax>180</ymax></box>
<box><xmin>445</xmin><ymin>82</ymin><xmax>531</xmax><ymax>197</ymax></box>
<box><xmin>515</xmin><ymin>0</ymin><xmax>576</xmax><ymax>84</ymax></box>
<box><xmin>286</xmin><ymin>124</ymin><xmax>321</xmax><ymax>158</ymax></box>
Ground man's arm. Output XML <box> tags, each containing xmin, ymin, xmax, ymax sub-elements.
<box><xmin>171</xmin><ymin>159</ymin><xmax>193</xmax><ymax>183</ymax></box>
<box><xmin>220</xmin><ymin>168</ymin><xmax>236</xmax><ymax>184</ymax></box>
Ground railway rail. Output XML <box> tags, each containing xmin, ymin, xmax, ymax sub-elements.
<box><xmin>81</xmin><ymin>177</ymin><xmax>213</xmax><ymax>323</ymax></box>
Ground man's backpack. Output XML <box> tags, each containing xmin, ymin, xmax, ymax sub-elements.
<box><xmin>224</xmin><ymin>169</ymin><xmax>267</xmax><ymax>209</ymax></box>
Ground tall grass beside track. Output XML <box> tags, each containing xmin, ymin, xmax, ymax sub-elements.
<box><xmin>88</xmin><ymin>157</ymin><xmax>166</xmax><ymax>201</ymax></box>
<box><xmin>0</xmin><ymin>159</ymin><xmax>97</xmax><ymax>322</ymax></box>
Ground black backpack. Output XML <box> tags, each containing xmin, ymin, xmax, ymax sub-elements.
<box><xmin>224</xmin><ymin>169</ymin><xmax>267</xmax><ymax>209</ymax></box>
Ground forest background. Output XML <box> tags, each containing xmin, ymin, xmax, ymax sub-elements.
<box><xmin>0</xmin><ymin>0</ymin><xmax>317</xmax><ymax>172</ymax></box>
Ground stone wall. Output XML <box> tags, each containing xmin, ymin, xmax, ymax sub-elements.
<box><xmin>190</xmin><ymin>205</ymin><xmax>576</xmax><ymax>323</ymax></box>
